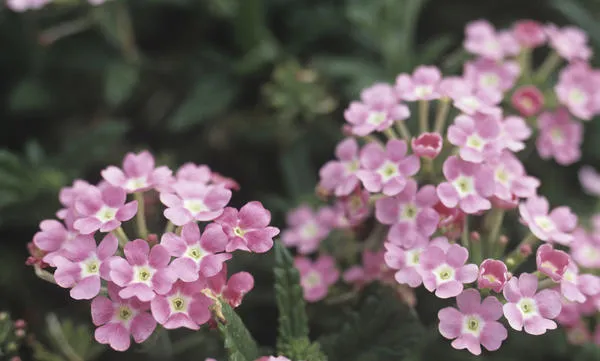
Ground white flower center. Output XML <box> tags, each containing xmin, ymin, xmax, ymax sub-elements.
<box><xmin>183</xmin><ymin>199</ymin><xmax>208</xmax><ymax>215</ymax></box>
<box><xmin>301</xmin><ymin>222</ymin><xmax>318</xmax><ymax>239</ymax></box>
<box><xmin>186</xmin><ymin>246</ymin><xmax>205</xmax><ymax>261</ymax></box>
<box><xmin>568</xmin><ymin>88</ymin><xmax>587</xmax><ymax>106</ymax></box>
<box><xmin>452</xmin><ymin>175</ymin><xmax>475</xmax><ymax>197</ymax></box>
<box><xmin>415</xmin><ymin>85</ymin><xmax>433</xmax><ymax>98</ymax></box>
<box><xmin>303</xmin><ymin>271</ymin><xmax>322</xmax><ymax>288</ymax></box>
<box><xmin>169</xmin><ymin>293</ymin><xmax>189</xmax><ymax>313</ymax></box>
<box><xmin>400</xmin><ymin>203</ymin><xmax>418</xmax><ymax>221</ymax></box>
<box><xmin>550</xmin><ymin>127</ymin><xmax>564</xmax><ymax>144</ymax></box>
<box><xmin>344</xmin><ymin>160</ymin><xmax>360</xmax><ymax>174</ymax></box>
<box><xmin>534</xmin><ymin>216</ymin><xmax>555</xmax><ymax>232</ymax></box>
<box><xmin>494</xmin><ymin>166</ymin><xmax>512</xmax><ymax>186</ymax></box>
<box><xmin>115</xmin><ymin>305</ymin><xmax>135</xmax><ymax>323</ymax></box>
<box><xmin>466</xmin><ymin>133</ymin><xmax>486</xmax><ymax>151</ymax></box>
<box><xmin>125</xmin><ymin>177</ymin><xmax>148</xmax><ymax>191</ymax></box>
<box><xmin>405</xmin><ymin>248</ymin><xmax>422</xmax><ymax>267</ymax></box>
<box><xmin>463</xmin><ymin>315</ymin><xmax>485</xmax><ymax>336</ymax></box>
<box><xmin>133</xmin><ymin>265</ymin><xmax>154</xmax><ymax>284</ymax></box>
<box><xmin>480</xmin><ymin>73</ymin><xmax>499</xmax><ymax>88</ymax></box>
<box><xmin>96</xmin><ymin>206</ymin><xmax>117</xmax><ymax>222</ymax></box>
<box><xmin>81</xmin><ymin>257</ymin><xmax>100</xmax><ymax>278</ymax></box>
<box><xmin>517</xmin><ymin>298</ymin><xmax>538</xmax><ymax>318</ymax></box>
<box><xmin>367</xmin><ymin>111</ymin><xmax>387</xmax><ymax>126</ymax></box>
<box><xmin>460</xmin><ymin>96</ymin><xmax>480</xmax><ymax>111</ymax></box>
<box><xmin>233</xmin><ymin>226</ymin><xmax>246</xmax><ymax>238</ymax></box>
<box><xmin>563</xmin><ymin>270</ymin><xmax>576</xmax><ymax>283</ymax></box>
<box><xmin>433</xmin><ymin>264</ymin><xmax>455</xmax><ymax>284</ymax></box>
<box><xmin>377</xmin><ymin>161</ymin><xmax>399</xmax><ymax>182</ymax></box>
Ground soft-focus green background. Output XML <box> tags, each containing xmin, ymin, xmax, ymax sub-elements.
<box><xmin>2</xmin><ymin>0</ymin><xmax>600</xmax><ymax>360</ymax></box>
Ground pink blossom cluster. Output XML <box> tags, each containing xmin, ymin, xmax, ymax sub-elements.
<box><xmin>280</xmin><ymin>19</ymin><xmax>600</xmax><ymax>354</ymax></box>
<box><xmin>5</xmin><ymin>0</ymin><xmax>108</xmax><ymax>12</ymax></box>
<box><xmin>28</xmin><ymin>151</ymin><xmax>279</xmax><ymax>351</ymax></box>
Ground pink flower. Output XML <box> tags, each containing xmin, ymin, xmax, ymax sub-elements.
<box><xmin>420</xmin><ymin>243</ymin><xmax>478</xmax><ymax>298</ymax></box>
<box><xmin>571</xmin><ymin>228</ymin><xmax>600</xmax><ymax>268</ymax></box>
<box><xmin>441</xmin><ymin>78</ymin><xmax>501</xmax><ymax>116</ymax></box>
<box><xmin>343</xmin><ymin>249</ymin><xmax>394</xmax><ymax>287</ymax></box>
<box><xmin>438</xmin><ymin>289</ymin><xmax>507</xmax><ymax>355</ymax></box>
<box><xmin>536</xmin><ymin>244</ymin><xmax>569</xmax><ymax>281</ymax></box>
<box><xmin>294</xmin><ymin>255</ymin><xmax>339</xmax><ymax>302</ymax></box>
<box><xmin>435</xmin><ymin>202</ymin><xmax>466</xmax><ymax>240</ymax></box>
<box><xmin>464</xmin><ymin>58</ymin><xmax>520</xmax><ymax>99</ymax></box>
<box><xmin>356</xmin><ymin>139</ymin><xmax>420</xmax><ymax>196</ymax></box>
<box><xmin>318</xmin><ymin>138</ymin><xmax>361</xmax><ymax>196</ymax></box>
<box><xmin>281</xmin><ymin>205</ymin><xmax>330</xmax><ymax>254</ymax></box>
<box><xmin>255</xmin><ymin>357</ymin><xmax>291</xmax><ymax>361</ymax></box>
<box><xmin>206</xmin><ymin>265</ymin><xmax>254</xmax><ymax>308</ymax></box>
<box><xmin>101</xmin><ymin>151</ymin><xmax>173</xmax><ymax>193</ymax></box>
<box><xmin>160</xmin><ymin>182</ymin><xmax>232</xmax><ymax>226</ymax></box>
<box><xmin>160</xmin><ymin>222</ymin><xmax>231</xmax><ymax>282</ymax></box>
<box><xmin>215</xmin><ymin>202</ymin><xmax>279</xmax><ymax>253</ymax></box>
<box><xmin>338</xmin><ymin>188</ymin><xmax>371</xmax><ymax>226</ymax></box>
<box><xmin>511</xmin><ymin>86</ymin><xmax>544</xmax><ymax>118</ymax></box>
<box><xmin>394</xmin><ymin>65</ymin><xmax>442</xmax><ymax>101</ymax></box>
<box><xmin>489</xmin><ymin>151</ymin><xmax>539</xmax><ymax>208</ymax></box>
<box><xmin>464</xmin><ymin>20</ymin><xmax>520</xmax><ymax>60</ymax></box>
<box><xmin>344</xmin><ymin>83</ymin><xmax>410</xmax><ymax>136</ymax></box>
<box><xmin>448</xmin><ymin>112</ymin><xmax>502</xmax><ymax>163</ymax></box>
<box><xmin>579</xmin><ymin>166</ymin><xmax>600</xmax><ymax>196</ymax></box>
<box><xmin>502</xmin><ymin>273</ymin><xmax>562</xmax><ymax>335</ymax></box>
<box><xmin>91</xmin><ymin>284</ymin><xmax>156</xmax><ymax>351</ymax></box>
<box><xmin>477</xmin><ymin>259</ymin><xmax>509</xmax><ymax>293</ymax></box>
<box><xmin>546</xmin><ymin>24</ymin><xmax>592</xmax><ymax>61</ymax></box>
<box><xmin>555</xmin><ymin>62</ymin><xmax>600</xmax><ymax>121</ymax></box>
<box><xmin>384</xmin><ymin>240</ymin><xmax>428</xmax><ymax>287</ymax></box>
<box><xmin>519</xmin><ymin>195</ymin><xmax>577</xmax><ymax>245</ymax></box>
<box><xmin>560</xmin><ymin>262</ymin><xmax>600</xmax><ymax>303</ymax></box>
<box><xmin>57</xmin><ymin>180</ymin><xmax>95</xmax><ymax>218</ymax></box>
<box><xmin>175</xmin><ymin>163</ymin><xmax>212</xmax><ymax>183</ymax></box>
<box><xmin>6</xmin><ymin>0</ymin><xmax>51</xmax><ymax>12</ymax></box>
<box><xmin>436</xmin><ymin>156</ymin><xmax>495</xmax><ymax>214</ymax></box>
<box><xmin>536</xmin><ymin>108</ymin><xmax>582</xmax><ymax>165</ymax></box>
<box><xmin>411</xmin><ymin>132</ymin><xmax>443</xmax><ymax>159</ymax></box>
<box><xmin>53</xmin><ymin>234</ymin><xmax>118</xmax><ymax>300</ymax></box>
<box><xmin>32</xmin><ymin>215</ymin><xmax>83</xmax><ymax>267</ymax></box>
<box><xmin>150</xmin><ymin>280</ymin><xmax>213</xmax><ymax>330</ymax></box>
<box><xmin>375</xmin><ymin>179</ymin><xmax>439</xmax><ymax>248</ymax></box>
<box><xmin>73</xmin><ymin>185</ymin><xmax>138</xmax><ymax>234</ymax></box>
<box><xmin>499</xmin><ymin>115</ymin><xmax>532</xmax><ymax>152</ymax></box>
<box><xmin>109</xmin><ymin>240</ymin><xmax>176</xmax><ymax>302</ymax></box>
<box><xmin>513</xmin><ymin>20</ymin><xmax>546</xmax><ymax>48</ymax></box>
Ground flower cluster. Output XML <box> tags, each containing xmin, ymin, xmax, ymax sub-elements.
<box><xmin>281</xmin><ymin>19</ymin><xmax>600</xmax><ymax>354</ymax></box>
<box><xmin>28</xmin><ymin>151</ymin><xmax>279</xmax><ymax>351</ymax></box>
<box><xmin>5</xmin><ymin>0</ymin><xmax>108</xmax><ymax>12</ymax></box>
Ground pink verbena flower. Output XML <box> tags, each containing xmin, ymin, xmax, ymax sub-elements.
<box><xmin>384</xmin><ymin>239</ymin><xmax>428</xmax><ymax>287</ymax></box>
<box><xmin>356</xmin><ymin>139</ymin><xmax>420</xmax><ymax>196</ymax></box>
<box><xmin>394</xmin><ymin>65</ymin><xmax>442</xmax><ymax>101</ymax></box>
<box><xmin>489</xmin><ymin>151</ymin><xmax>539</xmax><ymax>208</ymax></box>
<box><xmin>546</xmin><ymin>24</ymin><xmax>592</xmax><ymax>62</ymax></box>
<box><xmin>447</xmin><ymin>112</ymin><xmax>502</xmax><ymax>163</ymax></box>
<box><xmin>32</xmin><ymin>215</ymin><xmax>82</xmax><ymax>267</ymax></box>
<box><xmin>281</xmin><ymin>205</ymin><xmax>330</xmax><ymax>254</ymax></box>
<box><xmin>101</xmin><ymin>151</ymin><xmax>173</xmax><ymax>193</ymax></box>
<box><xmin>464</xmin><ymin>58</ymin><xmax>520</xmax><ymax>99</ymax></box>
<box><xmin>555</xmin><ymin>62</ymin><xmax>600</xmax><ymax>121</ymax></box>
<box><xmin>579</xmin><ymin>166</ymin><xmax>600</xmax><ymax>196</ymax></box>
<box><xmin>57</xmin><ymin>180</ymin><xmax>95</xmax><ymax>219</ymax></box>
<box><xmin>440</xmin><ymin>77</ymin><xmax>501</xmax><ymax>116</ymax></box>
<box><xmin>438</xmin><ymin>289</ymin><xmax>507</xmax><ymax>355</ymax></box>
<box><xmin>206</xmin><ymin>265</ymin><xmax>254</xmax><ymax>308</ymax></box>
<box><xmin>463</xmin><ymin>20</ymin><xmax>520</xmax><ymax>60</ymax></box>
<box><xmin>560</xmin><ymin>261</ymin><xmax>600</xmax><ymax>303</ymax></box>
<box><xmin>6</xmin><ymin>0</ymin><xmax>50</xmax><ymax>11</ymax></box>
<box><xmin>160</xmin><ymin>182</ymin><xmax>232</xmax><ymax>226</ymax></box>
<box><xmin>343</xmin><ymin>249</ymin><xmax>395</xmax><ymax>287</ymax></box>
<box><xmin>513</xmin><ymin>20</ymin><xmax>546</xmax><ymax>48</ymax></box>
<box><xmin>337</xmin><ymin>188</ymin><xmax>371</xmax><ymax>226</ymax></box>
<box><xmin>150</xmin><ymin>280</ymin><xmax>213</xmax><ymax>330</ymax></box>
<box><xmin>571</xmin><ymin>228</ymin><xmax>600</xmax><ymax>268</ymax></box>
<box><xmin>411</xmin><ymin>132</ymin><xmax>443</xmax><ymax>159</ymax></box>
<box><xmin>344</xmin><ymin>83</ymin><xmax>410</xmax><ymax>136</ymax></box>
<box><xmin>73</xmin><ymin>185</ymin><xmax>138</xmax><ymax>234</ymax></box>
<box><xmin>294</xmin><ymin>255</ymin><xmax>339</xmax><ymax>302</ymax></box>
<box><xmin>215</xmin><ymin>201</ymin><xmax>280</xmax><ymax>253</ymax></box>
<box><xmin>477</xmin><ymin>259</ymin><xmax>509</xmax><ymax>293</ymax></box>
<box><xmin>536</xmin><ymin>108</ymin><xmax>582</xmax><ymax>165</ymax></box>
<box><xmin>536</xmin><ymin>244</ymin><xmax>569</xmax><ymax>282</ymax></box>
<box><xmin>91</xmin><ymin>284</ymin><xmax>156</xmax><ymax>351</ymax></box>
<box><xmin>420</xmin><ymin>243</ymin><xmax>478</xmax><ymax>298</ymax></box>
<box><xmin>110</xmin><ymin>239</ymin><xmax>176</xmax><ymax>302</ymax></box>
<box><xmin>256</xmin><ymin>357</ymin><xmax>292</xmax><ymax>361</ymax></box>
<box><xmin>436</xmin><ymin>156</ymin><xmax>494</xmax><ymax>214</ymax></box>
<box><xmin>511</xmin><ymin>86</ymin><xmax>544</xmax><ymax>118</ymax></box>
<box><xmin>519</xmin><ymin>195</ymin><xmax>577</xmax><ymax>245</ymax></box>
<box><xmin>53</xmin><ymin>234</ymin><xmax>118</xmax><ymax>300</ymax></box>
<box><xmin>500</xmin><ymin>115</ymin><xmax>532</xmax><ymax>152</ymax></box>
<box><xmin>502</xmin><ymin>273</ymin><xmax>562</xmax><ymax>335</ymax></box>
<box><xmin>375</xmin><ymin>179</ymin><xmax>439</xmax><ymax>248</ymax></box>
<box><xmin>160</xmin><ymin>222</ymin><xmax>231</xmax><ymax>282</ymax></box>
<box><xmin>318</xmin><ymin>138</ymin><xmax>361</xmax><ymax>196</ymax></box>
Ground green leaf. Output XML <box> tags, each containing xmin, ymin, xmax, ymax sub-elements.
<box><xmin>418</xmin><ymin>35</ymin><xmax>456</xmax><ymax>66</ymax></box>
<box><xmin>9</xmin><ymin>77</ymin><xmax>52</xmax><ymax>112</ymax></box>
<box><xmin>279</xmin><ymin>141</ymin><xmax>316</xmax><ymax>199</ymax></box>
<box><xmin>218</xmin><ymin>301</ymin><xmax>261</xmax><ymax>361</ymax></box>
<box><xmin>168</xmin><ymin>75</ymin><xmax>238</xmax><ymax>132</ymax></box>
<box><xmin>321</xmin><ymin>284</ymin><xmax>425</xmax><ymax>361</ymax></box>
<box><xmin>104</xmin><ymin>61</ymin><xmax>140</xmax><ymax>107</ymax></box>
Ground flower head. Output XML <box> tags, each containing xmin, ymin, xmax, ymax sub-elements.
<box><xmin>513</xmin><ymin>20</ymin><xmax>546</xmax><ymax>48</ymax></box>
<box><xmin>73</xmin><ymin>186</ymin><xmax>138</xmax><ymax>234</ymax></box>
<box><xmin>384</xmin><ymin>240</ymin><xmax>428</xmax><ymax>288</ymax></box>
<box><xmin>318</xmin><ymin>138</ymin><xmax>361</xmax><ymax>196</ymax></box>
<box><xmin>464</xmin><ymin>58</ymin><xmax>520</xmax><ymax>99</ymax></box>
<box><xmin>101</xmin><ymin>151</ymin><xmax>173</xmax><ymax>193</ymax></box>
<box><xmin>464</xmin><ymin>20</ymin><xmax>520</xmax><ymax>60</ymax></box>
<box><xmin>519</xmin><ymin>195</ymin><xmax>577</xmax><ymax>245</ymax></box>
<box><xmin>555</xmin><ymin>62</ymin><xmax>600</xmax><ymax>121</ymax></box>
<box><xmin>420</xmin><ymin>243</ymin><xmax>478</xmax><ymax>298</ymax></box>
<box><xmin>448</xmin><ymin>112</ymin><xmax>502</xmax><ymax>163</ymax></box>
<box><xmin>150</xmin><ymin>280</ymin><xmax>213</xmax><ymax>330</ymax></box>
<box><xmin>536</xmin><ymin>108</ymin><xmax>582</xmax><ymax>165</ymax></box>
<box><xmin>578</xmin><ymin>166</ymin><xmax>600</xmax><ymax>196</ymax></box>
<box><xmin>281</xmin><ymin>205</ymin><xmax>330</xmax><ymax>254</ymax></box>
<box><xmin>295</xmin><ymin>255</ymin><xmax>339</xmax><ymax>302</ymax></box>
<box><xmin>546</xmin><ymin>24</ymin><xmax>592</xmax><ymax>62</ymax></box>
<box><xmin>477</xmin><ymin>259</ymin><xmax>509</xmax><ymax>293</ymax></box>
<box><xmin>395</xmin><ymin>65</ymin><xmax>442</xmax><ymax>101</ymax></box>
<box><xmin>215</xmin><ymin>202</ymin><xmax>280</xmax><ymax>253</ymax></box>
<box><xmin>160</xmin><ymin>182</ymin><xmax>232</xmax><ymax>226</ymax></box>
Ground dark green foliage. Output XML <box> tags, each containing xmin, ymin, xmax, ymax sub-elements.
<box><xmin>218</xmin><ymin>301</ymin><xmax>261</xmax><ymax>361</ymax></box>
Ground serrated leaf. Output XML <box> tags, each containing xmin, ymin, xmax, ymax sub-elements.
<box><xmin>321</xmin><ymin>284</ymin><xmax>424</xmax><ymax>361</ymax></box>
<box><xmin>9</xmin><ymin>77</ymin><xmax>52</xmax><ymax>112</ymax></box>
<box><xmin>218</xmin><ymin>301</ymin><xmax>260</xmax><ymax>361</ymax></box>
<box><xmin>104</xmin><ymin>61</ymin><xmax>140</xmax><ymax>107</ymax></box>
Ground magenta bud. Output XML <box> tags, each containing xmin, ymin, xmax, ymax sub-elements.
<box><xmin>411</xmin><ymin>132</ymin><xmax>443</xmax><ymax>159</ymax></box>
<box><xmin>511</xmin><ymin>85</ymin><xmax>544</xmax><ymax>117</ymax></box>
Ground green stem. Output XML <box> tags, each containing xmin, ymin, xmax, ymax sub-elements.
<box><xmin>534</xmin><ymin>52</ymin><xmax>562</xmax><ymax>83</ymax></box>
<box><xmin>134</xmin><ymin>192</ymin><xmax>149</xmax><ymax>239</ymax></box>
<box><xmin>470</xmin><ymin>233</ymin><xmax>482</xmax><ymax>264</ymax></box>
<box><xmin>537</xmin><ymin>278</ymin><xmax>557</xmax><ymax>291</ymax></box>
<box><xmin>394</xmin><ymin>121</ymin><xmax>412</xmax><ymax>143</ymax></box>
<box><xmin>34</xmin><ymin>265</ymin><xmax>56</xmax><ymax>284</ymax></box>
<box><xmin>418</xmin><ymin>100</ymin><xmax>429</xmax><ymax>133</ymax></box>
<box><xmin>384</xmin><ymin>128</ymin><xmax>398</xmax><ymax>140</ymax></box>
<box><xmin>115</xmin><ymin>1</ymin><xmax>140</xmax><ymax>63</ymax></box>
<box><xmin>517</xmin><ymin>48</ymin><xmax>532</xmax><ymax>81</ymax></box>
<box><xmin>505</xmin><ymin>233</ymin><xmax>539</xmax><ymax>271</ymax></box>
<box><xmin>114</xmin><ymin>226</ymin><xmax>130</xmax><ymax>247</ymax></box>
<box><xmin>485</xmin><ymin>209</ymin><xmax>505</xmax><ymax>259</ymax></box>
<box><xmin>164</xmin><ymin>221</ymin><xmax>175</xmax><ymax>234</ymax></box>
<box><xmin>433</xmin><ymin>98</ymin><xmax>451</xmax><ymax>134</ymax></box>
<box><xmin>461</xmin><ymin>216</ymin><xmax>470</xmax><ymax>250</ymax></box>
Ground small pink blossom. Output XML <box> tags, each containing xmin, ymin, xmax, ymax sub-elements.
<box><xmin>464</xmin><ymin>20</ymin><xmax>520</xmax><ymax>60</ymax></box>
<box><xmin>511</xmin><ymin>86</ymin><xmax>544</xmax><ymax>118</ymax></box>
<box><xmin>91</xmin><ymin>284</ymin><xmax>156</xmax><ymax>351</ymax></box>
<box><xmin>513</xmin><ymin>20</ymin><xmax>546</xmax><ymax>48</ymax></box>
<box><xmin>150</xmin><ymin>280</ymin><xmax>213</xmax><ymax>330</ymax></box>
<box><xmin>32</xmin><ymin>215</ymin><xmax>82</xmax><ymax>267</ymax></box>
<box><xmin>215</xmin><ymin>202</ymin><xmax>279</xmax><ymax>253</ymax></box>
<box><xmin>6</xmin><ymin>0</ymin><xmax>51</xmax><ymax>12</ymax></box>
<box><xmin>440</xmin><ymin>77</ymin><xmax>501</xmax><ymax>116</ymax></box>
<box><xmin>536</xmin><ymin>244</ymin><xmax>569</xmax><ymax>282</ymax></box>
<box><xmin>519</xmin><ymin>195</ymin><xmax>577</xmax><ymax>245</ymax></box>
<box><xmin>57</xmin><ymin>180</ymin><xmax>95</xmax><ymax>219</ymax></box>
<box><xmin>73</xmin><ymin>185</ymin><xmax>138</xmax><ymax>234</ymax></box>
<box><xmin>555</xmin><ymin>62</ymin><xmax>600</xmax><ymax>121</ymax></box>
<box><xmin>318</xmin><ymin>137</ymin><xmax>361</xmax><ymax>196</ymax></box>
<box><xmin>281</xmin><ymin>205</ymin><xmax>330</xmax><ymax>254</ymax></box>
<box><xmin>571</xmin><ymin>228</ymin><xmax>600</xmax><ymax>268</ymax></box>
<box><xmin>546</xmin><ymin>24</ymin><xmax>592</xmax><ymax>62</ymax></box>
<box><xmin>356</xmin><ymin>139</ymin><xmax>420</xmax><ymax>196</ymax></box>
<box><xmin>477</xmin><ymin>259</ymin><xmax>509</xmax><ymax>293</ymax></box>
<box><xmin>160</xmin><ymin>182</ymin><xmax>232</xmax><ymax>226</ymax></box>
<box><xmin>448</xmin><ymin>112</ymin><xmax>502</xmax><ymax>163</ymax></box>
<box><xmin>420</xmin><ymin>243</ymin><xmax>478</xmax><ymax>298</ymax></box>
<box><xmin>206</xmin><ymin>265</ymin><xmax>254</xmax><ymax>308</ymax></box>
<box><xmin>435</xmin><ymin>202</ymin><xmax>466</xmax><ymax>240</ymax></box>
<box><xmin>375</xmin><ymin>179</ymin><xmax>439</xmax><ymax>248</ymax></box>
<box><xmin>579</xmin><ymin>166</ymin><xmax>600</xmax><ymax>196</ymax></box>
<box><xmin>343</xmin><ymin>249</ymin><xmax>395</xmax><ymax>287</ymax></box>
<box><xmin>53</xmin><ymin>234</ymin><xmax>118</xmax><ymax>300</ymax></box>
<box><xmin>464</xmin><ymin>58</ymin><xmax>520</xmax><ymax>99</ymax></box>
<box><xmin>110</xmin><ymin>240</ymin><xmax>176</xmax><ymax>302</ymax></box>
<box><xmin>502</xmin><ymin>273</ymin><xmax>562</xmax><ymax>335</ymax></box>
<box><xmin>536</xmin><ymin>108</ymin><xmax>582</xmax><ymax>165</ymax></box>
<box><xmin>500</xmin><ymin>115</ymin><xmax>532</xmax><ymax>152</ymax></box>
<box><xmin>160</xmin><ymin>222</ymin><xmax>231</xmax><ymax>282</ymax></box>
<box><xmin>101</xmin><ymin>151</ymin><xmax>173</xmax><ymax>193</ymax></box>
<box><xmin>436</xmin><ymin>156</ymin><xmax>495</xmax><ymax>214</ymax></box>
<box><xmin>411</xmin><ymin>132</ymin><xmax>442</xmax><ymax>159</ymax></box>
<box><xmin>489</xmin><ymin>151</ymin><xmax>539</xmax><ymax>209</ymax></box>
<box><xmin>344</xmin><ymin>83</ymin><xmax>410</xmax><ymax>136</ymax></box>
<box><xmin>337</xmin><ymin>188</ymin><xmax>371</xmax><ymax>226</ymax></box>
<box><xmin>438</xmin><ymin>289</ymin><xmax>507</xmax><ymax>355</ymax></box>
<box><xmin>384</xmin><ymin>240</ymin><xmax>428</xmax><ymax>288</ymax></box>
<box><xmin>394</xmin><ymin>65</ymin><xmax>442</xmax><ymax>101</ymax></box>
<box><xmin>294</xmin><ymin>255</ymin><xmax>339</xmax><ymax>302</ymax></box>
<box><xmin>560</xmin><ymin>262</ymin><xmax>600</xmax><ymax>303</ymax></box>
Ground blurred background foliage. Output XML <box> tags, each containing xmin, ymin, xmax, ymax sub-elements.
<box><xmin>2</xmin><ymin>0</ymin><xmax>600</xmax><ymax>360</ymax></box>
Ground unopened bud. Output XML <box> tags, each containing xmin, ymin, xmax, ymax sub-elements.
<box><xmin>470</xmin><ymin>231</ymin><xmax>480</xmax><ymax>242</ymax></box>
<box><xmin>499</xmin><ymin>235</ymin><xmax>509</xmax><ymax>245</ymax></box>
<box><xmin>147</xmin><ymin>234</ymin><xmax>158</xmax><ymax>246</ymax></box>
<box><xmin>519</xmin><ymin>244</ymin><xmax>532</xmax><ymax>257</ymax></box>
<box><xmin>342</xmin><ymin>125</ymin><xmax>353</xmax><ymax>137</ymax></box>
<box><xmin>14</xmin><ymin>319</ymin><xmax>26</xmax><ymax>329</ymax></box>
<box><xmin>315</xmin><ymin>185</ymin><xmax>330</xmax><ymax>200</ymax></box>
<box><xmin>14</xmin><ymin>329</ymin><xmax>25</xmax><ymax>338</ymax></box>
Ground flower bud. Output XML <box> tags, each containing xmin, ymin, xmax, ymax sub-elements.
<box><xmin>519</xmin><ymin>243</ymin><xmax>532</xmax><ymax>257</ymax></box>
<box><xmin>511</xmin><ymin>85</ymin><xmax>544</xmax><ymax>117</ymax></box>
<box><xmin>411</xmin><ymin>132</ymin><xmax>443</xmax><ymax>159</ymax></box>
<box><xmin>13</xmin><ymin>319</ymin><xmax>26</xmax><ymax>329</ymax></box>
<box><xmin>513</xmin><ymin>20</ymin><xmax>546</xmax><ymax>48</ymax></box>
<box><xmin>477</xmin><ymin>259</ymin><xmax>509</xmax><ymax>292</ymax></box>
<box><xmin>536</xmin><ymin>243</ymin><xmax>569</xmax><ymax>281</ymax></box>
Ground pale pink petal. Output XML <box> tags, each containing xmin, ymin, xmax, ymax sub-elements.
<box><xmin>130</xmin><ymin>312</ymin><xmax>156</xmax><ymax>343</ymax></box>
